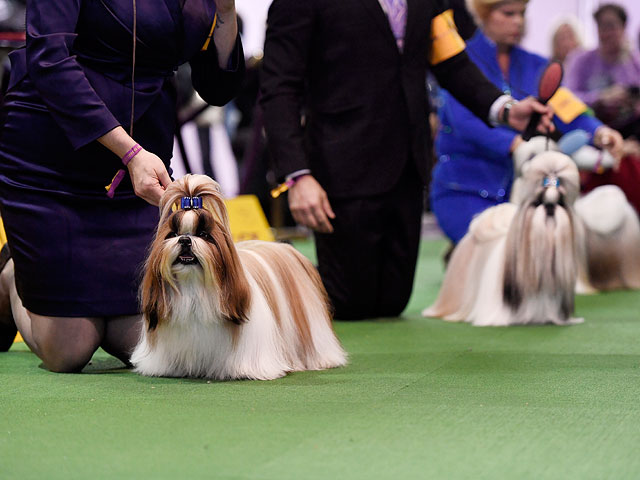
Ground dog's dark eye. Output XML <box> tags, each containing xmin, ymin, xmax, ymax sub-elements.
<box><xmin>198</xmin><ymin>231</ymin><xmax>214</xmax><ymax>242</ymax></box>
<box><xmin>165</xmin><ymin>231</ymin><xmax>178</xmax><ymax>240</ymax></box>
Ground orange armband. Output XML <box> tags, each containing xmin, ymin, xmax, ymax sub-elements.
<box><xmin>548</xmin><ymin>87</ymin><xmax>589</xmax><ymax>124</ymax></box>
<box><xmin>429</xmin><ymin>9</ymin><xmax>466</xmax><ymax>65</ymax></box>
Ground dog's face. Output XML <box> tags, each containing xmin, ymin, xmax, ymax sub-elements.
<box><xmin>161</xmin><ymin>207</ymin><xmax>220</xmax><ymax>271</ymax></box>
<box><xmin>519</xmin><ymin>151</ymin><xmax>580</xmax><ymax>210</ymax></box>
<box><xmin>503</xmin><ymin>152</ymin><xmax>581</xmax><ymax>316</ymax></box>
<box><xmin>140</xmin><ymin>175</ymin><xmax>251</xmax><ymax>331</ymax></box>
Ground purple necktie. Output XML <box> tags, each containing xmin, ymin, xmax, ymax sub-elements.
<box><xmin>380</xmin><ymin>0</ymin><xmax>407</xmax><ymax>51</ymax></box>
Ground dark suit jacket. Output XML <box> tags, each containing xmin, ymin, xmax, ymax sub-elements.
<box><xmin>260</xmin><ymin>0</ymin><xmax>503</xmax><ymax>198</ymax></box>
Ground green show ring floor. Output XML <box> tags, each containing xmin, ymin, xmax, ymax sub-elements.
<box><xmin>2</xmin><ymin>239</ymin><xmax>640</xmax><ymax>479</ymax></box>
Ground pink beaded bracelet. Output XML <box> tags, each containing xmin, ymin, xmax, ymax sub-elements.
<box><xmin>121</xmin><ymin>143</ymin><xmax>142</xmax><ymax>165</ymax></box>
<box><xmin>105</xmin><ymin>143</ymin><xmax>143</xmax><ymax>198</ymax></box>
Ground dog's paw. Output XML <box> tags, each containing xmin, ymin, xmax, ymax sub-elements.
<box><xmin>566</xmin><ymin>317</ymin><xmax>585</xmax><ymax>325</ymax></box>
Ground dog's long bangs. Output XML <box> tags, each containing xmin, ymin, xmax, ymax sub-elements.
<box><xmin>140</xmin><ymin>242</ymin><xmax>174</xmax><ymax>333</ymax></box>
<box><xmin>552</xmin><ymin>206</ymin><xmax>578</xmax><ymax>297</ymax></box>
<box><xmin>192</xmin><ymin>211</ymin><xmax>251</xmax><ymax>326</ymax></box>
<box><xmin>557</xmin><ymin>168</ymin><xmax>581</xmax><ymax>205</ymax></box>
<box><xmin>528</xmin><ymin>205</ymin><xmax>557</xmax><ymax>292</ymax></box>
<box><xmin>159</xmin><ymin>175</ymin><xmax>230</xmax><ymax>230</ymax></box>
<box><xmin>503</xmin><ymin>205</ymin><xmax>530</xmax><ymax>307</ymax></box>
<box><xmin>504</xmin><ymin>203</ymin><xmax>553</xmax><ymax>307</ymax></box>
<box><xmin>503</xmin><ymin>200</ymin><xmax>578</xmax><ymax>314</ymax></box>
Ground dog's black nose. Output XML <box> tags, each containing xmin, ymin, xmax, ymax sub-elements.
<box><xmin>178</xmin><ymin>236</ymin><xmax>192</xmax><ymax>247</ymax></box>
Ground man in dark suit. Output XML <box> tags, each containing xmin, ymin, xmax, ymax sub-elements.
<box><xmin>259</xmin><ymin>0</ymin><xmax>552</xmax><ymax>320</ymax></box>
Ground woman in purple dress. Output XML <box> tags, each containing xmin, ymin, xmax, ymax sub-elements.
<box><xmin>0</xmin><ymin>0</ymin><xmax>244</xmax><ymax>372</ymax></box>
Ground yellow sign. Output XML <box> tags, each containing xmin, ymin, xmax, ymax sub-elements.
<box><xmin>0</xmin><ymin>218</ymin><xmax>21</xmax><ymax>343</ymax></box>
<box><xmin>225</xmin><ymin>194</ymin><xmax>275</xmax><ymax>243</ymax></box>
<box><xmin>0</xmin><ymin>217</ymin><xmax>6</xmax><ymax>247</ymax></box>
<box><xmin>549</xmin><ymin>87</ymin><xmax>588</xmax><ymax>124</ymax></box>
<box><xmin>430</xmin><ymin>9</ymin><xmax>466</xmax><ymax>65</ymax></box>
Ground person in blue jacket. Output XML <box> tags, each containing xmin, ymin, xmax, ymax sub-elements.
<box><xmin>0</xmin><ymin>0</ymin><xmax>244</xmax><ymax>372</ymax></box>
<box><xmin>430</xmin><ymin>0</ymin><xmax>623</xmax><ymax>245</ymax></box>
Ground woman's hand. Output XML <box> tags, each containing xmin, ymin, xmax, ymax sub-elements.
<box><xmin>98</xmin><ymin>126</ymin><xmax>171</xmax><ymax>206</ymax></box>
<box><xmin>597</xmin><ymin>85</ymin><xmax>629</xmax><ymax>109</ymax></box>
<box><xmin>593</xmin><ymin>125</ymin><xmax>624</xmax><ymax>169</ymax></box>
<box><xmin>126</xmin><ymin>150</ymin><xmax>172</xmax><ymax>206</ymax></box>
<box><xmin>288</xmin><ymin>175</ymin><xmax>336</xmax><ymax>234</ymax></box>
<box><xmin>507</xmin><ymin>97</ymin><xmax>555</xmax><ymax>134</ymax></box>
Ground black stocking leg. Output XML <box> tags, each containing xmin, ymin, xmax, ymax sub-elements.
<box><xmin>101</xmin><ymin>315</ymin><xmax>143</xmax><ymax>367</ymax></box>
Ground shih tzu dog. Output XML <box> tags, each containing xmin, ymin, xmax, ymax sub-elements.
<box><xmin>574</xmin><ymin>185</ymin><xmax>640</xmax><ymax>293</ymax></box>
<box><xmin>131</xmin><ymin>175</ymin><xmax>347</xmax><ymax>380</ymax></box>
<box><xmin>423</xmin><ymin>151</ymin><xmax>583</xmax><ymax>326</ymax></box>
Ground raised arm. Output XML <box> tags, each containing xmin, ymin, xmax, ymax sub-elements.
<box><xmin>259</xmin><ymin>0</ymin><xmax>314</xmax><ymax>179</ymax></box>
<box><xmin>190</xmin><ymin>0</ymin><xmax>246</xmax><ymax>107</ymax></box>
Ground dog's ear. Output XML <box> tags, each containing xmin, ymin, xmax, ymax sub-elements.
<box><xmin>139</xmin><ymin>230</ymin><xmax>174</xmax><ymax>332</ymax></box>
<box><xmin>211</xmin><ymin>226</ymin><xmax>251</xmax><ymax>325</ymax></box>
<box><xmin>140</xmin><ymin>263</ymin><xmax>169</xmax><ymax>332</ymax></box>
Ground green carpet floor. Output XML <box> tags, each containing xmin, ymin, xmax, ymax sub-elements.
<box><xmin>2</xmin><ymin>239</ymin><xmax>640</xmax><ymax>479</ymax></box>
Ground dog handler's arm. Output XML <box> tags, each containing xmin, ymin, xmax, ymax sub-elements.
<box><xmin>288</xmin><ymin>175</ymin><xmax>335</xmax><ymax>234</ymax></box>
<box><xmin>98</xmin><ymin>126</ymin><xmax>171</xmax><ymax>206</ymax></box>
<box><xmin>429</xmin><ymin>11</ymin><xmax>553</xmax><ymax>133</ymax></box>
<box><xmin>211</xmin><ymin>0</ymin><xmax>238</xmax><ymax>69</ymax></box>
<box><xmin>260</xmin><ymin>0</ymin><xmax>334</xmax><ymax>233</ymax></box>
<box><xmin>506</xmin><ymin>97</ymin><xmax>554</xmax><ymax>133</ymax></box>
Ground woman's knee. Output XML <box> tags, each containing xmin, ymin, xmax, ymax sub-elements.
<box><xmin>38</xmin><ymin>344</ymin><xmax>97</xmax><ymax>373</ymax></box>
<box><xmin>28</xmin><ymin>314</ymin><xmax>103</xmax><ymax>373</ymax></box>
<box><xmin>101</xmin><ymin>315</ymin><xmax>142</xmax><ymax>365</ymax></box>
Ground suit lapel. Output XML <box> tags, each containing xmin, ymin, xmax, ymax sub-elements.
<box><xmin>356</xmin><ymin>0</ymin><xmax>397</xmax><ymax>47</ymax></box>
<box><xmin>403</xmin><ymin>0</ymin><xmax>425</xmax><ymax>56</ymax></box>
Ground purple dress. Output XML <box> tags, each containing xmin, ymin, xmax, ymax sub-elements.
<box><xmin>0</xmin><ymin>0</ymin><xmax>244</xmax><ymax>316</ymax></box>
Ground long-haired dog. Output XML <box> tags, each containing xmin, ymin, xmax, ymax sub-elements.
<box><xmin>423</xmin><ymin>151</ymin><xmax>583</xmax><ymax>326</ymax></box>
<box><xmin>574</xmin><ymin>185</ymin><xmax>640</xmax><ymax>292</ymax></box>
<box><xmin>130</xmin><ymin>175</ymin><xmax>347</xmax><ymax>380</ymax></box>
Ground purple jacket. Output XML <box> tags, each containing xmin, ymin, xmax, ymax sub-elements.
<box><xmin>1</xmin><ymin>0</ymin><xmax>243</xmax><ymax>194</ymax></box>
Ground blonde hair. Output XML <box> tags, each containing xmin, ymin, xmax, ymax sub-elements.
<box><xmin>465</xmin><ymin>0</ymin><xmax>529</xmax><ymax>26</ymax></box>
<box><xmin>549</xmin><ymin>15</ymin><xmax>583</xmax><ymax>60</ymax></box>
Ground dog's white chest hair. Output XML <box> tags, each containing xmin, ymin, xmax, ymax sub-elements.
<box><xmin>132</xmin><ymin>174</ymin><xmax>347</xmax><ymax>380</ymax></box>
<box><xmin>131</xmin><ymin>261</ymin><xmax>347</xmax><ymax>380</ymax></box>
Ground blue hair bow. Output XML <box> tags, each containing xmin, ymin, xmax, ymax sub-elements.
<box><xmin>181</xmin><ymin>196</ymin><xmax>203</xmax><ymax>210</ymax></box>
<box><xmin>542</xmin><ymin>176</ymin><xmax>560</xmax><ymax>188</ymax></box>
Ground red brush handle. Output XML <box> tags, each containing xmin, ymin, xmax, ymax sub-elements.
<box><xmin>521</xmin><ymin>62</ymin><xmax>563</xmax><ymax>141</ymax></box>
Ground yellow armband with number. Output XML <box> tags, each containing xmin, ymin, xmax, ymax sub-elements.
<box><xmin>548</xmin><ymin>87</ymin><xmax>589</xmax><ymax>124</ymax></box>
<box><xmin>429</xmin><ymin>9</ymin><xmax>466</xmax><ymax>65</ymax></box>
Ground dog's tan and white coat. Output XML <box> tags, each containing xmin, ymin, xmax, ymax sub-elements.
<box><xmin>423</xmin><ymin>151</ymin><xmax>583</xmax><ymax>326</ymax></box>
<box><xmin>574</xmin><ymin>185</ymin><xmax>640</xmax><ymax>293</ymax></box>
<box><xmin>131</xmin><ymin>175</ymin><xmax>347</xmax><ymax>380</ymax></box>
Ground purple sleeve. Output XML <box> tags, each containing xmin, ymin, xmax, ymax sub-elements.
<box><xmin>563</xmin><ymin>50</ymin><xmax>601</xmax><ymax>106</ymax></box>
<box><xmin>26</xmin><ymin>0</ymin><xmax>120</xmax><ymax>150</ymax></box>
<box><xmin>259</xmin><ymin>0</ymin><xmax>315</xmax><ymax>179</ymax></box>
